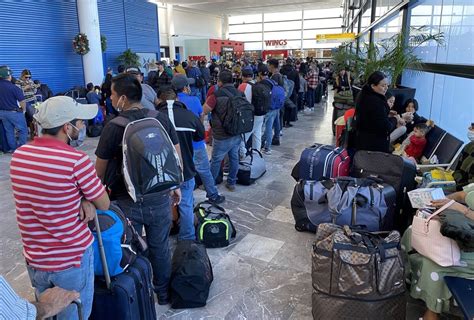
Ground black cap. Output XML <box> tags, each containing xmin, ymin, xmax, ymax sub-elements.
<box><xmin>242</xmin><ymin>68</ymin><xmax>253</xmax><ymax>77</ymax></box>
<box><xmin>257</xmin><ymin>64</ymin><xmax>269</xmax><ymax>76</ymax></box>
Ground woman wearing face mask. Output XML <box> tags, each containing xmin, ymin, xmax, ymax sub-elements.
<box><xmin>353</xmin><ymin>71</ymin><xmax>395</xmax><ymax>153</ymax></box>
<box><xmin>453</xmin><ymin>123</ymin><xmax>474</xmax><ymax>190</ymax></box>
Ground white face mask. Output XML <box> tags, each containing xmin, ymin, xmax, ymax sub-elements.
<box><xmin>468</xmin><ymin>130</ymin><xmax>474</xmax><ymax>142</ymax></box>
<box><xmin>115</xmin><ymin>96</ymin><xmax>125</xmax><ymax>112</ymax></box>
<box><xmin>66</xmin><ymin>123</ymin><xmax>80</xmax><ymax>144</ymax></box>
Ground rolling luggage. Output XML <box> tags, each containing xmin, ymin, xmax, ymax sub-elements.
<box><xmin>314</xmin><ymin>83</ymin><xmax>323</xmax><ymax>104</ymax></box>
<box><xmin>303</xmin><ymin>177</ymin><xmax>396</xmax><ymax>231</ymax></box>
<box><xmin>170</xmin><ymin>240</ymin><xmax>213</xmax><ymax>308</ymax></box>
<box><xmin>298</xmin><ymin>144</ymin><xmax>350</xmax><ymax>181</ymax></box>
<box><xmin>312</xmin><ymin>223</ymin><xmax>406</xmax><ymax>320</ymax></box>
<box><xmin>90</xmin><ymin>215</ymin><xmax>156</xmax><ymax>320</ymax></box>
<box><xmin>350</xmin><ymin>151</ymin><xmax>417</xmax><ymax>232</ymax></box>
<box><xmin>237</xmin><ymin>149</ymin><xmax>266</xmax><ymax>185</ymax></box>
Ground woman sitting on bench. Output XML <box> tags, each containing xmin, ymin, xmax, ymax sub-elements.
<box><xmin>401</xmin><ymin>186</ymin><xmax>474</xmax><ymax>320</ymax></box>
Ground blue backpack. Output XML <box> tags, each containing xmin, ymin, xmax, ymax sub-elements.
<box><xmin>90</xmin><ymin>204</ymin><xmax>147</xmax><ymax>276</ymax></box>
<box><xmin>265</xmin><ymin>79</ymin><xmax>285</xmax><ymax>110</ymax></box>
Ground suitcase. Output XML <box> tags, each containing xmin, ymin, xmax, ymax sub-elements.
<box><xmin>315</xmin><ymin>83</ymin><xmax>323</xmax><ymax>104</ymax></box>
<box><xmin>350</xmin><ymin>151</ymin><xmax>417</xmax><ymax>232</ymax></box>
<box><xmin>312</xmin><ymin>223</ymin><xmax>406</xmax><ymax>320</ymax></box>
<box><xmin>90</xmin><ymin>215</ymin><xmax>157</xmax><ymax>320</ymax></box>
<box><xmin>298</xmin><ymin>144</ymin><xmax>350</xmax><ymax>181</ymax></box>
<box><xmin>303</xmin><ymin>177</ymin><xmax>396</xmax><ymax>231</ymax></box>
<box><xmin>237</xmin><ymin>149</ymin><xmax>266</xmax><ymax>185</ymax></box>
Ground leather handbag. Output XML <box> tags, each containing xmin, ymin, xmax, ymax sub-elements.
<box><xmin>411</xmin><ymin>200</ymin><xmax>463</xmax><ymax>267</ymax></box>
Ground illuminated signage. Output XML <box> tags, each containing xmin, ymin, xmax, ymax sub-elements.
<box><xmin>315</xmin><ymin>33</ymin><xmax>356</xmax><ymax>42</ymax></box>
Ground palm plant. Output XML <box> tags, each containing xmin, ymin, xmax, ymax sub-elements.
<box><xmin>117</xmin><ymin>48</ymin><xmax>141</xmax><ymax>68</ymax></box>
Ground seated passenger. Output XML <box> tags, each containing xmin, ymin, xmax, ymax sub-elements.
<box><xmin>403</xmin><ymin>98</ymin><xmax>427</xmax><ymax>134</ymax></box>
<box><xmin>401</xmin><ymin>189</ymin><xmax>474</xmax><ymax>320</ymax></box>
<box><xmin>386</xmin><ymin>92</ymin><xmax>407</xmax><ymax>143</ymax></box>
<box><xmin>394</xmin><ymin>121</ymin><xmax>433</xmax><ymax>161</ymax></box>
<box><xmin>453</xmin><ymin>124</ymin><xmax>474</xmax><ymax>190</ymax></box>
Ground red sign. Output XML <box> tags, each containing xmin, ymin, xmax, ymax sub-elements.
<box><xmin>265</xmin><ymin>39</ymin><xmax>288</xmax><ymax>46</ymax></box>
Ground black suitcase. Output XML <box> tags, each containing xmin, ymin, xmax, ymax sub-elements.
<box><xmin>315</xmin><ymin>83</ymin><xmax>323</xmax><ymax>104</ymax></box>
<box><xmin>90</xmin><ymin>215</ymin><xmax>157</xmax><ymax>320</ymax></box>
<box><xmin>350</xmin><ymin>151</ymin><xmax>417</xmax><ymax>232</ymax></box>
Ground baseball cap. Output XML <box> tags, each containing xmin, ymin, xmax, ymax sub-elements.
<box><xmin>126</xmin><ymin>67</ymin><xmax>140</xmax><ymax>75</ymax></box>
<box><xmin>34</xmin><ymin>96</ymin><xmax>98</xmax><ymax>129</ymax></box>
<box><xmin>0</xmin><ymin>66</ymin><xmax>12</xmax><ymax>79</ymax></box>
<box><xmin>257</xmin><ymin>64</ymin><xmax>269</xmax><ymax>76</ymax></box>
<box><xmin>171</xmin><ymin>74</ymin><xmax>195</xmax><ymax>90</ymax></box>
<box><xmin>242</xmin><ymin>68</ymin><xmax>253</xmax><ymax>77</ymax></box>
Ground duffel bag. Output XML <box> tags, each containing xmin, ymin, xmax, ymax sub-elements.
<box><xmin>312</xmin><ymin>223</ymin><xmax>406</xmax><ymax>320</ymax></box>
<box><xmin>170</xmin><ymin>240</ymin><xmax>213</xmax><ymax>308</ymax></box>
<box><xmin>194</xmin><ymin>201</ymin><xmax>236</xmax><ymax>248</ymax></box>
<box><xmin>291</xmin><ymin>181</ymin><xmax>317</xmax><ymax>233</ymax></box>
<box><xmin>303</xmin><ymin>177</ymin><xmax>395</xmax><ymax>231</ymax></box>
<box><xmin>237</xmin><ymin>149</ymin><xmax>266</xmax><ymax>185</ymax></box>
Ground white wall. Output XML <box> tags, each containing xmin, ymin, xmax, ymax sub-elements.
<box><xmin>158</xmin><ymin>3</ymin><xmax>223</xmax><ymax>58</ymax></box>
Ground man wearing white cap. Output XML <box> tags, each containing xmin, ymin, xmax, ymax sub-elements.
<box><xmin>10</xmin><ymin>96</ymin><xmax>110</xmax><ymax>320</ymax></box>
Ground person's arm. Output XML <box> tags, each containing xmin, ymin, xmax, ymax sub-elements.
<box><xmin>33</xmin><ymin>287</ymin><xmax>80</xmax><ymax>320</ymax></box>
<box><xmin>19</xmin><ymin>100</ymin><xmax>26</xmax><ymax>110</ymax></box>
<box><xmin>95</xmin><ymin>157</ymin><xmax>108</xmax><ymax>182</ymax></box>
<box><xmin>447</xmin><ymin>191</ymin><xmax>467</xmax><ymax>203</ymax></box>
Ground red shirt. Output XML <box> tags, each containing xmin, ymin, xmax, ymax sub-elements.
<box><xmin>305</xmin><ymin>69</ymin><xmax>319</xmax><ymax>89</ymax></box>
<box><xmin>405</xmin><ymin>135</ymin><xmax>427</xmax><ymax>159</ymax></box>
<box><xmin>10</xmin><ymin>137</ymin><xmax>106</xmax><ymax>271</ymax></box>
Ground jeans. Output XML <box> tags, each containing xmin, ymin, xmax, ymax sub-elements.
<box><xmin>0</xmin><ymin>110</ymin><xmax>27</xmax><ymax>150</ymax></box>
<box><xmin>178</xmin><ymin>178</ymin><xmax>196</xmax><ymax>241</ymax></box>
<box><xmin>210</xmin><ymin>135</ymin><xmax>240</xmax><ymax>185</ymax></box>
<box><xmin>240</xmin><ymin>115</ymin><xmax>265</xmax><ymax>155</ymax></box>
<box><xmin>263</xmin><ymin>109</ymin><xmax>279</xmax><ymax>151</ymax></box>
<box><xmin>390</xmin><ymin>126</ymin><xmax>407</xmax><ymax>143</ymax></box>
<box><xmin>117</xmin><ymin>193</ymin><xmax>171</xmax><ymax>294</ymax></box>
<box><xmin>200</xmin><ymin>85</ymin><xmax>208</xmax><ymax>103</ymax></box>
<box><xmin>193</xmin><ymin>147</ymin><xmax>219</xmax><ymax>199</ymax></box>
<box><xmin>27</xmin><ymin>246</ymin><xmax>94</xmax><ymax>320</ymax></box>
<box><xmin>306</xmin><ymin>87</ymin><xmax>315</xmax><ymax>109</ymax></box>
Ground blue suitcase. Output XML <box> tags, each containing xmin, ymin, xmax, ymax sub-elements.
<box><xmin>298</xmin><ymin>144</ymin><xmax>350</xmax><ymax>181</ymax></box>
<box><xmin>90</xmin><ymin>216</ymin><xmax>156</xmax><ymax>320</ymax></box>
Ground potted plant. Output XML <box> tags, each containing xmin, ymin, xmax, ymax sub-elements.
<box><xmin>117</xmin><ymin>48</ymin><xmax>141</xmax><ymax>69</ymax></box>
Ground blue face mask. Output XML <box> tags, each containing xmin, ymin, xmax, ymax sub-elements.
<box><xmin>468</xmin><ymin>130</ymin><xmax>474</xmax><ymax>142</ymax></box>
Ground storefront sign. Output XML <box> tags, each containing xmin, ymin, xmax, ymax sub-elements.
<box><xmin>222</xmin><ymin>46</ymin><xmax>234</xmax><ymax>52</ymax></box>
<box><xmin>315</xmin><ymin>33</ymin><xmax>355</xmax><ymax>42</ymax></box>
<box><xmin>264</xmin><ymin>39</ymin><xmax>288</xmax><ymax>46</ymax></box>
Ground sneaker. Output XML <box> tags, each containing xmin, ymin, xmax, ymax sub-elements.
<box><xmin>208</xmin><ymin>194</ymin><xmax>226</xmax><ymax>204</ymax></box>
<box><xmin>155</xmin><ymin>291</ymin><xmax>170</xmax><ymax>305</ymax></box>
<box><xmin>225</xmin><ymin>183</ymin><xmax>236</xmax><ymax>192</ymax></box>
<box><xmin>262</xmin><ymin>149</ymin><xmax>272</xmax><ymax>155</ymax></box>
<box><xmin>271</xmin><ymin>138</ymin><xmax>280</xmax><ymax>146</ymax></box>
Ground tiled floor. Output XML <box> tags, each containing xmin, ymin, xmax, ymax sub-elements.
<box><xmin>0</xmin><ymin>92</ymin><xmax>460</xmax><ymax>319</ymax></box>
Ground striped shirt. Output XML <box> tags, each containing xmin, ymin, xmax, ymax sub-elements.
<box><xmin>0</xmin><ymin>276</ymin><xmax>36</xmax><ymax>320</ymax></box>
<box><xmin>10</xmin><ymin>137</ymin><xmax>105</xmax><ymax>272</ymax></box>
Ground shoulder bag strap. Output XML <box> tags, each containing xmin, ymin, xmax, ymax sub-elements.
<box><xmin>110</xmin><ymin>115</ymin><xmax>130</xmax><ymax>128</ymax></box>
<box><xmin>426</xmin><ymin>199</ymin><xmax>455</xmax><ymax>222</ymax></box>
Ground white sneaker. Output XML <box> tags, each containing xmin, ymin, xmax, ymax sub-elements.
<box><xmin>262</xmin><ymin>149</ymin><xmax>272</xmax><ymax>155</ymax></box>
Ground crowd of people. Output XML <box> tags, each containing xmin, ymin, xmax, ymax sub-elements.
<box><xmin>2</xmin><ymin>57</ymin><xmax>473</xmax><ymax>320</ymax></box>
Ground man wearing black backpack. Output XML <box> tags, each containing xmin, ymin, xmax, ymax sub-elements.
<box><xmin>94</xmin><ymin>74</ymin><xmax>182</xmax><ymax>305</ymax></box>
<box><xmin>203</xmin><ymin>70</ymin><xmax>254</xmax><ymax>191</ymax></box>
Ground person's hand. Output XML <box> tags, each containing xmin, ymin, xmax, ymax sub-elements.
<box><xmin>36</xmin><ymin>287</ymin><xmax>80</xmax><ymax>319</ymax></box>
<box><xmin>431</xmin><ymin>199</ymin><xmax>467</xmax><ymax>213</ymax></box>
<box><xmin>79</xmin><ymin>199</ymin><xmax>96</xmax><ymax>223</ymax></box>
<box><xmin>170</xmin><ymin>188</ymin><xmax>181</xmax><ymax>206</ymax></box>
<box><xmin>402</xmin><ymin>112</ymin><xmax>414</xmax><ymax>122</ymax></box>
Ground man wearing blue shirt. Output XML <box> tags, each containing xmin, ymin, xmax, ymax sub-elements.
<box><xmin>0</xmin><ymin>66</ymin><xmax>27</xmax><ymax>151</ymax></box>
<box><xmin>172</xmin><ymin>74</ymin><xmax>225</xmax><ymax>204</ymax></box>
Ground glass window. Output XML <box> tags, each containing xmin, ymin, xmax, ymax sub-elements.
<box><xmin>228</xmin><ymin>33</ymin><xmax>262</xmax><ymax>42</ymax></box>
<box><xmin>373</xmin><ymin>11</ymin><xmax>402</xmax><ymax>46</ymax></box>
<box><xmin>229</xmin><ymin>14</ymin><xmax>262</xmax><ymax>24</ymax></box>
<box><xmin>402</xmin><ymin>70</ymin><xmax>474</xmax><ymax>143</ymax></box>
<box><xmin>264</xmin><ymin>11</ymin><xmax>302</xmax><ymax>22</ymax></box>
<box><xmin>264</xmin><ymin>30</ymin><xmax>301</xmax><ymax>41</ymax></box>
<box><xmin>361</xmin><ymin>0</ymin><xmax>372</xmax><ymax>30</ymax></box>
<box><xmin>264</xmin><ymin>21</ymin><xmax>302</xmax><ymax>31</ymax></box>
<box><xmin>229</xmin><ymin>23</ymin><xmax>262</xmax><ymax>34</ymax></box>
<box><xmin>303</xmin><ymin>18</ymin><xmax>343</xmax><ymax>29</ymax></box>
<box><xmin>375</xmin><ymin>0</ymin><xmax>403</xmax><ymax>20</ymax></box>
<box><xmin>304</xmin><ymin>8</ymin><xmax>343</xmax><ymax>19</ymax></box>
<box><xmin>303</xmin><ymin>40</ymin><xmax>340</xmax><ymax>49</ymax></box>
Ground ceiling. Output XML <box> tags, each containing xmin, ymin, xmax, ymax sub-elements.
<box><xmin>155</xmin><ymin>0</ymin><xmax>343</xmax><ymax>16</ymax></box>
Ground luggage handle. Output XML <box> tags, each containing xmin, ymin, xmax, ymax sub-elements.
<box><xmin>93</xmin><ymin>213</ymin><xmax>112</xmax><ymax>290</ymax></box>
<box><xmin>51</xmin><ymin>299</ymin><xmax>83</xmax><ymax>320</ymax></box>
<box><xmin>198</xmin><ymin>200</ymin><xmax>227</xmax><ymax>214</ymax></box>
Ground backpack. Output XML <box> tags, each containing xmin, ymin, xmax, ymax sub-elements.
<box><xmin>89</xmin><ymin>203</ymin><xmax>148</xmax><ymax>276</ymax></box>
<box><xmin>110</xmin><ymin>109</ymin><xmax>183</xmax><ymax>202</ymax></box>
<box><xmin>215</xmin><ymin>87</ymin><xmax>254</xmax><ymax>136</ymax></box>
<box><xmin>194</xmin><ymin>201</ymin><xmax>236</xmax><ymax>248</ymax></box>
<box><xmin>170</xmin><ymin>240</ymin><xmax>213</xmax><ymax>308</ymax></box>
<box><xmin>264</xmin><ymin>79</ymin><xmax>285</xmax><ymax>110</ymax></box>
<box><xmin>251</xmin><ymin>81</ymin><xmax>271</xmax><ymax>116</ymax></box>
<box><xmin>282</xmin><ymin>75</ymin><xmax>295</xmax><ymax>99</ymax></box>
<box><xmin>195</xmin><ymin>75</ymin><xmax>206</xmax><ymax>88</ymax></box>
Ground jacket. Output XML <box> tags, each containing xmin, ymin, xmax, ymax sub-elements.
<box><xmin>280</xmin><ymin>64</ymin><xmax>300</xmax><ymax>98</ymax></box>
<box><xmin>405</xmin><ymin>135</ymin><xmax>426</xmax><ymax>159</ymax></box>
<box><xmin>157</xmin><ymin>100</ymin><xmax>205</xmax><ymax>181</ymax></box>
<box><xmin>454</xmin><ymin>142</ymin><xmax>474</xmax><ymax>190</ymax></box>
<box><xmin>353</xmin><ymin>84</ymin><xmax>395</xmax><ymax>153</ymax></box>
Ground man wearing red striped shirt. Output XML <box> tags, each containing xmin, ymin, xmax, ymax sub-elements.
<box><xmin>10</xmin><ymin>96</ymin><xmax>110</xmax><ymax>320</ymax></box>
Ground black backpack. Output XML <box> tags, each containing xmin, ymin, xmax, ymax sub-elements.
<box><xmin>251</xmin><ymin>81</ymin><xmax>271</xmax><ymax>116</ymax></box>
<box><xmin>170</xmin><ymin>240</ymin><xmax>213</xmax><ymax>308</ymax></box>
<box><xmin>216</xmin><ymin>87</ymin><xmax>254</xmax><ymax>136</ymax></box>
<box><xmin>195</xmin><ymin>75</ymin><xmax>206</xmax><ymax>88</ymax></box>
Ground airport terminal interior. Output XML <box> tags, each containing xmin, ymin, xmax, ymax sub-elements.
<box><xmin>0</xmin><ymin>0</ymin><xmax>473</xmax><ymax>319</ymax></box>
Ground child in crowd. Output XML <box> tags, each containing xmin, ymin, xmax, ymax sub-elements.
<box><xmin>394</xmin><ymin>121</ymin><xmax>434</xmax><ymax>162</ymax></box>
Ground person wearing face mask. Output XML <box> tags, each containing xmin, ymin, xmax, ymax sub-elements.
<box><xmin>453</xmin><ymin>123</ymin><xmax>474</xmax><ymax>190</ymax></box>
<box><xmin>353</xmin><ymin>71</ymin><xmax>395</xmax><ymax>153</ymax></box>
<box><xmin>10</xmin><ymin>96</ymin><xmax>111</xmax><ymax>320</ymax></box>
<box><xmin>94</xmin><ymin>74</ymin><xmax>182</xmax><ymax>305</ymax></box>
